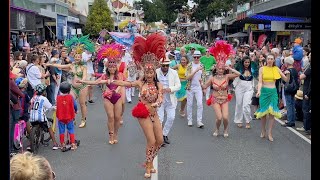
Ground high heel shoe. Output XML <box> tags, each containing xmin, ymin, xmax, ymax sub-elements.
<box><xmin>213</xmin><ymin>130</ymin><xmax>219</xmax><ymax>137</ymax></box>
<box><xmin>108</xmin><ymin>132</ymin><xmax>114</xmax><ymax>144</ymax></box>
<box><xmin>144</xmin><ymin>162</ymin><xmax>152</xmax><ymax>178</ymax></box>
<box><xmin>260</xmin><ymin>131</ymin><xmax>266</xmax><ymax>138</ymax></box>
<box><xmin>113</xmin><ymin>134</ymin><xmax>118</xmax><ymax>144</ymax></box>
<box><xmin>79</xmin><ymin>117</ymin><xmax>86</xmax><ymax>128</ymax></box>
<box><xmin>223</xmin><ymin>133</ymin><xmax>229</xmax><ymax>138</ymax></box>
<box><xmin>268</xmin><ymin>134</ymin><xmax>274</xmax><ymax>142</ymax></box>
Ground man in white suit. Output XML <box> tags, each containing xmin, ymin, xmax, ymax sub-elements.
<box><xmin>156</xmin><ymin>57</ymin><xmax>181</xmax><ymax>145</ymax></box>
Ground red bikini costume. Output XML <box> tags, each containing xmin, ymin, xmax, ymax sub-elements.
<box><xmin>207</xmin><ymin>78</ymin><xmax>232</xmax><ymax>106</ymax></box>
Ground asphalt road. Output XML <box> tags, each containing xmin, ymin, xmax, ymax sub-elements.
<box><xmin>38</xmin><ymin>87</ymin><xmax>311</xmax><ymax>180</ymax></box>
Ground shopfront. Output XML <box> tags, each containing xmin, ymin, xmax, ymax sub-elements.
<box><xmin>57</xmin><ymin>14</ymin><xmax>67</xmax><ymax>41</ymax></box>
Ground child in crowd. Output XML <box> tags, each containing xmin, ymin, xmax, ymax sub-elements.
<box><xmin>56</xmin><ymin>82</ymin><xmax>79</xmax><ymax>151</ymax></box>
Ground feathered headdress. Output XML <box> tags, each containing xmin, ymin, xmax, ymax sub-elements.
<box><xmin>132</xmin><ymin>33</ymin><xmax>166</xmax><ymax>70</ymax></box>
<box><xmin>97</xmin><ymin>43</ymin><xmax>124</xmax><ymax>62</ymax></box>
<box><xmin>64</xmin><ymin>34</ymin><xmax>95</xmax><ymax>54</ymax></box>
<box><xmin>209</xmin><ymin>40</ymin><xmax>235</xmax><ymax>68</ymax></box>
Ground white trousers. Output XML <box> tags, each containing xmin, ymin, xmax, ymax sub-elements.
<box><xmin>234</xmin><ymin>80</ymin><xmax>253</xmax><ymax>124</ymax></box>
<box><xmin>157</xmin><ymin>100</ymin><xmax>176</xmax><ymax>136</ymax></box>
<box><xmin>126</xmin><ymin>87</ymin><xmax>135</xmax><ymax>102</ymax></box>
<box><xmin>204</xmin><ymin>74</ymin><xmax>212</xmax><ymax>100</ymax></box>
<box><xmin>187</xmin><ymin>88</ymin><xmax>203</xmax><ymax>123</ymax></box>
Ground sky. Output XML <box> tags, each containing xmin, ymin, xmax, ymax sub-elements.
<box><xmin>75</xmin><ymin>0</ymin><xmax>195</xmax><ymax>16</ymax></box>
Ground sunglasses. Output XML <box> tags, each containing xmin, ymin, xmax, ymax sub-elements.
<box><xmin>162</xmin><ymin>64</ymin><xmax>169</xmax><ymax>67</ymax></box>
<box><xmin>193</xmin><ymin>56</ymin><xmax>200</xmax><ymax>59</ymax></box>
<box><xmin>52</xmin><ymin>171</ymin><xmax>56</xmax><ymax>179</ymax></box>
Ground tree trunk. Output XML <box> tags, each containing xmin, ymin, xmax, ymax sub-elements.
<box><xmin>206</xmin><ymin>20</ymin><xmax>211</xmax><ymax>43</ymax></box>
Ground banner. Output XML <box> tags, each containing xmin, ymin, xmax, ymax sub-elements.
<box><xmin>244</xmin><ymin>24</ymin><xmax>258</xmax><ymax>31</ymax></box>
<box><xmin>108</xmin><ymin>32</ymin><xmax>142</xmax><ymax>47</ymax></box>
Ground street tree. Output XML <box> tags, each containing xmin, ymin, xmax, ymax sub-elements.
<box><xmin>191</xmin><ymin>0</ymin><xmax>249</xmax><ymax>42</ymax></box>
<box><xmin>84</xmin><ymin>0</ymin><xmax>114</xmax><ymax>36</ymax></box>
<box><xmin>135</xmin><ymin>0</ymin><xmax>188</xmax><ymax>25</ymax></box>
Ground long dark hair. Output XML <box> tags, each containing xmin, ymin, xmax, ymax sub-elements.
<box><xmin>105</xmin><ymin>66</ymin><xmax>119</xmax><ymax>80</ymax></box>
<box><xmin>239</xmin><ymin>56</ymin><xmax>252</xmax><ymax>74</ymax></box>
<box><xmin>143</xmin><ymin>69</ymin><xmax>159</xmax><ymax>90</ymax></box>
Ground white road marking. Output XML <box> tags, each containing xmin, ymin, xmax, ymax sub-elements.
<box><xmin>151</xmin><ymin>155</ymin><xmax>158</xmax><ymax>180</ymax></box>
<box><xmin>275</xmin><ymin>118</ymin><xmax>311</xmax><ymax>144</ymax></box>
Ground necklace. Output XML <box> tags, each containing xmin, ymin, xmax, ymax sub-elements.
<box><xmin>216</xmin><ymin>75</ymin><xmax>224</xmax><ymax>79</ymax></box>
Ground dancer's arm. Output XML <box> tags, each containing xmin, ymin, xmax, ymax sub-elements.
<box><xmin>108</xmin><ymin>79</ymin><xmax>141</xmax><ymax>88</ymax></box>
<box><xmin>45</xmin><ymin>63</ymin><xmax>71</xmax><ymax>71</ymax></box>
<box><xmin>151</xmin><ymin>83</ymin><xmax>163</xmax><ymax>108</ymax></box>
<box><xmin>226</xmin><ymin>66</ymin><xmax>241</xmax><ymax>79</ymax></box>
<box><xmin>200</xmin><ymin>76</ymin><xmax>212</xmax><ymax>89</ymax></box>
<box><xmin>256</xmin><ymin>67</ymin><xmax>263</xmax><ymax>97</ymax></box>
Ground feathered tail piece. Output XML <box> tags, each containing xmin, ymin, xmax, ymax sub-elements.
<box><xmin>64</xmin><ymin>34</ymin><xmax>95</xmax><ymax>54</ymax></box>
<box><xmin>209</xmin><ymin>40</ymin><xmax>235</xmax><ymax>68</ymax></box>
<box><xmin>97</xmin><ymin>43</ymin><xmax>124</xmax><ymax>62</ymax></box>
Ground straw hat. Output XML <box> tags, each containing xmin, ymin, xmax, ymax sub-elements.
<box><xmin>295</xmin><ymin>90</ymin><xmax>303</xmax><ymax>100</ymax></box>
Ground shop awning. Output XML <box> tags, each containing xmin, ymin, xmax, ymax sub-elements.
<box><xmin>226</xmin><ymin>32</ymin><xmax>248</xmax><ymax>38</ymax></box>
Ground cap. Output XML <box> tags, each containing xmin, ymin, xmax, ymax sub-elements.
<box><xmin>294</xmin><ymin>38</ymin><xmax>302</xmax><ymax>44</ymax></box>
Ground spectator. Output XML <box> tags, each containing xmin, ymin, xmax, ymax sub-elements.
<box><xmin>10</xmin><ymin>152</ymin><xmax>56</xmax><ymax>180</ymax></box>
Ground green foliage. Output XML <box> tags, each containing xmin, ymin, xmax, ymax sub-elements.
<box><xmin>84</xmin><ymin>0</ymin><xmax>114</xmax><ymax>36</ymax></box>
<box><xmin>135</xmin><ymin>0</ymin><xmax>188</xmax><ymax>24</ymax></box>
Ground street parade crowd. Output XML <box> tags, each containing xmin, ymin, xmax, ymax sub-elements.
<box><xmin>9</xmin><ymin>31</ymin><xmax>311</xmax><ymax>179</ymax></box>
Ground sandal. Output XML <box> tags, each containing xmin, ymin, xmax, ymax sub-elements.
<box><xmin>245</xmin><ymin>123</ymin><xmax>251</xmax><ymax>129</ymax></box>
<box><xmin>108</xmin><ymin>132</ymin><xmax>114</xmax><ymax>144</ymax></box>
<box><xmin>237</xmin><ymin>123</ymin><xmax>243</xmax><ymax>128</ymax></box>
<box><xmin>113</xmin><ymin>134</ymin><xmax>118</xmax><ymax>144</ymax></box>
<box><xmin>61</xmin><ymin>146</ymin><xmax>71</xmax><ymax>152</ymax></box>
<box><xmin>179</xmin><ymin>110</ymin><xmax>185</xmax><ymax>117</ymax></box>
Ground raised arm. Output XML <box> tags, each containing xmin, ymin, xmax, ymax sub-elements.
<box><xmin>226</xmin><ymin>66</ymin><xmax>241</xmax><ymax>80</ymax></box>
<box><xmin>45</xmin><ymin>63</ymin><xmax>71</xmax><ymax>71</ymax></box>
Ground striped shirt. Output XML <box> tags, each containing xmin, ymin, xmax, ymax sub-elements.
<box><xmin>29</xmin><ymin>95</ymin><xmax>52</xmax><ymax>122</ymax></box>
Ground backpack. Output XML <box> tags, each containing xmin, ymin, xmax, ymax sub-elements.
<box><xmin>284</xmin><ymin>69</ymin><xmax>298</xmax><ymax>94</ymax></box>
<box><xmin>56</xmin><ymin>94</ymin><xmax>75</xmax><ymax>124</ymax></box>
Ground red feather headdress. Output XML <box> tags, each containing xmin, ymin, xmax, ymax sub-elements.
<box><xmin>209</xmin><ymin>40</ymin><xmax>235</xmax><ymax>68</ymax></box>
<box><xmin>132</xmin><ymin>33</ymin><xmax>166</xmax><ymax>69</ymax></box>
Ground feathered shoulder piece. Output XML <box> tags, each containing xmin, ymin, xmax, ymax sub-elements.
<box><xmin>209</xmin><ymin>40</ymin><xmax>234</xmax><ymax>67</ymax></box>
<box><xmin>132</xmin><ymin>33</ymin><xmax>166</xmax><ymax>69</ymax></box>
<box><xmin>64</xmin><ymin>34</ymin><xmax>95</xmax><ymax>54</ymax></box>
<box><xmin>97</xmin><ymin>43</ymin><xmax>124</xmax><ymax>62</ymax></box>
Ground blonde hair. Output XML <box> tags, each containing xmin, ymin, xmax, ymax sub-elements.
<box><xmin>10</xmin><ymin>152</ymin><xmax>52</xmax><ymax>180</ymax></box>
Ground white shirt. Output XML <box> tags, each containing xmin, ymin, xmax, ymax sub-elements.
<box><xmin>189</xmin><ymin>63</ymin><xmax>202</xmax><ymax>90</ymax></box>
<box><xmin>122</xmin><ymin>52</ymin><xmax>132</xmax><ymax>65</ymax></box>
<box><xmin>82</xmin><ymin>52</ymin><xmax>94</xmax><ymax>74</ymax></box>
<box><xmin>29</xmin><ymin>95</ymin><xmax>52</xmax><ymax>122</ymax></box>
<box><xmin>158</xmin><ymin>71</ymin><xmax>171</xmax><ymax>103</ymax></box>
<box><xmin>26</xmin><ymin>63</ymin><xmax>42</xmax><ymax>89</ymax></box>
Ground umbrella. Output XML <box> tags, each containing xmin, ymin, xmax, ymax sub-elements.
<box><xmin>183</xmin><ymin>43</ymin><xmax>206</xmax><ymax>54</ymax></box>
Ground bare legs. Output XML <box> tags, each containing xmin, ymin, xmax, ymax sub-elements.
<box><xmin>212</xmin><ymin>102</ymin><xmax>229</xmax><ymax>137</ymax></box>
<box><xmin>260</xmin><ymin>115</ymin><xmax>275</xmax><ymax>141</ymax></box>
<box><xmin>104</xmin><ymin>99</ymin><xmax>122</xmax><ymax>144</ymax></box>
<box><xmin>70</xmin><ymin>87</ymin><xmax>88</xmax><ymax>128</ymax></box>
<box><xmin>138</xmin><ymin>116</ymin><xmax>163</xmax><ymax>178</ymax></box>
<box><xmin>179</xmin><ymin>99</ymin><xmax>187</xmax><ymax>116</ymax></box>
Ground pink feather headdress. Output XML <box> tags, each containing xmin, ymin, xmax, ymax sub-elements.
<box><xmin>209</xmin><ymin>40</ymin><xmax>235</xmax><ymax>68</ymax></box>
<box><xmin>97</xmin><ymin>43</ymin><xmax>124</xmax><ymax>62</ymax></box>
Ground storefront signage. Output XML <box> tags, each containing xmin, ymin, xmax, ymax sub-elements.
<box><xmin>244</xmin><ymin>24</ymin><xmax>258</xmax><ymax>31</ymax></box>
<box><xmin>57</xmin><ymin>14</ymin><xmax>67</xmax><ymax>40</ymax></box>
<box><xmin>277</xmin><ymin>31</ymin><xmax>290</xmax><ymax>36</ymax></box>
<box><xmin>285</xmin><ymin>23</ymin><xmax>311</xmax><ymax>30</ymax></box>
<box><xmin>17</xmin><ymin>12</ymin><xmax>26</xmax><ymax>30</ymax></box>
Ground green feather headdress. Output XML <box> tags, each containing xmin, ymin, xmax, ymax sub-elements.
<box><xmin>64</xmin><ymin>34</ymin><xmax>95</xmax><ymax>54</ymax></box>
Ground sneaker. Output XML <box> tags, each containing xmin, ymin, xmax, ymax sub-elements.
<box><xmin>187</xmin><ymin>121</ymin><xmax>193</xmax><ymax>127</ymax></box>
<box><xmin>88</xmin><ymin>100</ymin><xmax>95</xmax><ymax>104</ymax></box>
<box><xmin>296</xmin><ymin>127</ymin><xmax>305</xmax><ymax>132</ymax></box>
<box><xmin>52</xmin><ymin>144</ymin><xmax>60</xmax><ymax>150</ymax></box>
<box><xmin>128</xmin><ymin>101</ymin><xmax>132</xmax><ymax>103</ymax></box>
<box><xmin>197</xmin><ymin>122</ymin><xmax>204</xmax><ymax>128</ymax></box>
